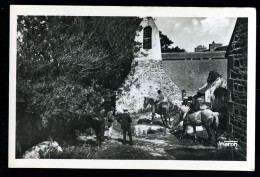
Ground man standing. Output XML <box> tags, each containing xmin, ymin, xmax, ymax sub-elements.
<box><xmin>93</xmin><ymin>107</ymin><xmax>106</xmax><ymax>142</ymax></box>
<box><xmin>118</xmin><ymin>108</ymin><xmax>133</xmax><ymax>145</ymax></box>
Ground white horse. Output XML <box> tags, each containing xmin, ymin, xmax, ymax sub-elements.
<box><xmin>181</xmin><ymin>109</ymin><xmax>220</xmax><ymax>146</ymax></box>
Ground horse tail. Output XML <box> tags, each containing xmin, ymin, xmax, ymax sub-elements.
<box><xmin>212</xmin><ymin>115</ymin><xmax>216</xmax><ymax>128</ymax></box>
<box><xmin>213</xmin><ymin>112</ymin><xmax>220</xmax><ymax>128</ymax></box>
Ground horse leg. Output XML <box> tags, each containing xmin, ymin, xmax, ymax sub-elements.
<box><xmin>163</xmin><ymin>114</ymin><xmax>168</xmax><ymax>128</ymax></box>
<box><xmin>213</xmin><ymin>129</ymin><xmax>219</xmax><ymax>147</ymax></box>
<box><xmin>205</xmin><ymin>127</ymin><xmax>213</xmax><ymax>146</ymax></box>
<box><xmin>180</xmin><ymin>121</ymin><xmax>187</xmax><ymax>139</ymax></box>
<box><xmin>151</xmin><ymin>113</ymin><xmax>155</xmax><ymax>123</ymax></box>
<box><xmin>193</xmin><ymin>126</ymin><xmax>198</xmax><ymax>142</ymax></box>
<box><xmin>168</xmin><ymin>116</ymin><xmax>171</xmax><ymax>128</ymax></box>
<box><xmin>160</xmin><ymin>115</ymin><xmax>166</xmax><ymax>127</ymax></box>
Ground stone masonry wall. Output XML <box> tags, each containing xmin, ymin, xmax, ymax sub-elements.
<box><xmin>162</xmin><ymin>59</ymin><xmax>227</xmax><ymax>96</ymax></box>
<box><xmin>116</xmin><ymin>59</ymin><xmax>182</xmax><ymax>113</ymax></box>
<box><xmin>226</xmin><ymin>18</ymin><xmax>248</xmax><ymax>160</ymax></box>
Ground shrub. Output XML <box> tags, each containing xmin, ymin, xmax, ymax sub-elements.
<box><xmin>16</xmin><ymin>16</ymin><xmax>142</xmax><ymax>144</ymax></box>
<box><xmin>42</xmin><ymin>145</ymin><xmax>96</xmax><ymax>159</ymax></box>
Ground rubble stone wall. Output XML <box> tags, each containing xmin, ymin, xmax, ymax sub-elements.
<box><xmin>116</xmin><ymin>59</ymin><xmax>182</xmax><ymax>113</ymax></box>
<box><xmin>226</xmin><ymin>18</ymin><xmax>248</xmax><ymax>160</ymax></box>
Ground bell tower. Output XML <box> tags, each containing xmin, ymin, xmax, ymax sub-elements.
<box><xmin>116</xmin><ymin>17</ymin><xmax>181</xmax><ymax>113</ymax></box>
<box><xmin>135</xmin><ymin>17</ymin><xmax>162</xmax><ymax>60</ymax></box>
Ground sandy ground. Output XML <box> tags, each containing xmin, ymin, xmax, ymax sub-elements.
<box><xmin>75</xmin><ymin>112</ymin><xmax>239</xmax><ymax>160</ymax></box>
<box><xmin>29</xmin><ymin>112</ymin><xmax>239</xmax><ymax>160</ymax></box>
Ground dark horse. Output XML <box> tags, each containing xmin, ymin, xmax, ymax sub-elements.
<box><xmin>143</xmin><ymin>97</ymin><xmax>173</xmax><ymax>128</ymax></box>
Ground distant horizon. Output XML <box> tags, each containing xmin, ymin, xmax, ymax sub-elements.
<box><xmin>155</xmin><ymin>17</ymin><xmax>237</xmax><ymax>52</ymax></box>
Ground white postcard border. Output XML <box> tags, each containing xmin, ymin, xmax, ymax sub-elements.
<box><xmin>9</xmin><ymin>5</ymin><xmax>256</xmax><ymax>171</ymax></box>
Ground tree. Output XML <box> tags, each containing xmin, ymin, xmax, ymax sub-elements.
<box><xmin>159</xmin><ymin>31</ymin><xmax>186</xmax><ymax>53</ymax></box>
<box><xmin>17</xmin><ymin>16</ymin><xmax>142</xmax><ymax>142</ymax></box>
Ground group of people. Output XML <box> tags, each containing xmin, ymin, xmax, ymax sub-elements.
<box><xmin>93</xmin><ymin>106</ymin><xmax>134</xmax><ymax>145</ymax></box>
<box><xmin>95</xmin><ymin>89</ymin><xmax>201</xmax><ymax>145</ymax></box>
<box><xmin>92</xmin><ymin>90</ymin><xmax>134</xmax><ymax>145</ymax></box>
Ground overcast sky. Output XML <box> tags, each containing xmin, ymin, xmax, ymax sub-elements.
<box><xmin>155</xmin><ymin>17</ymin><xmax>237</xmax><ymax>52</ymax></box>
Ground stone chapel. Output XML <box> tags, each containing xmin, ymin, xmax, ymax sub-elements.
<box><xmin>116</xmin><ymin>17</ymin><xmax>182</xmax><ymax>113</ymax></box>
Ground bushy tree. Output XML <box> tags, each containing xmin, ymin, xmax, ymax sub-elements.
<box><xmin>17</xmin><ymin>16</ymin><xmax>142</xmax><ymax>142</ymax></box>
<box><xmin>159</xmin><ymin>31</ymin><xmax>186</xmax><ymax>53</ymax></box>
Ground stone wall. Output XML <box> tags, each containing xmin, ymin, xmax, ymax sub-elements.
<box><xmin>162</xmin><ymin>59</ymin><xmax>227</xmax><ymax>96</ymax></box>
<box><xmin>116</xmin><ymin>59</ymin><xmax>182</xmax><ymax>113</ymax></box>
<box><xmin>226</xmin><ymin>18</ymin><xmax>248</xmax><ymax>160</ymax></box>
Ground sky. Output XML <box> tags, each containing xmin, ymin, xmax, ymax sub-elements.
<box><xmin>155</xmin><ymin>17</ymin><xmax>237</xmax><ymax>52</ymax></box>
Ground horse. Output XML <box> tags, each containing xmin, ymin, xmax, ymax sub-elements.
<box><xmin>77</xmin><ymin>110</ymin><xmax>106</xmax><ymax>143</ymax></box>
<box><xmin>143</xmin><ymin>97</ymin><xmax>173</xmax><ymax>128</ymax></box>
<box><xmin>181</xmin><ymin>109</ymin><xmax>220</xmax><ymax>146</ymax></box>
<box><xmin>174</xmin><ymin>104</ymin><xmax>190</xmax><ymax>127</ymax></box>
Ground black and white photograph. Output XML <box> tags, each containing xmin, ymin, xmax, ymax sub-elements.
<box><xmin>9</xmin><ymin>6</ymin><xmax>256</xmax><ymax>170</ymax></box>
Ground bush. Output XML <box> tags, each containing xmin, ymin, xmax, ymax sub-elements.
<box><xmin>42</xmin><ymin>145</ymin><xmax>96</xmax><ymax>159</ymax></box>
<box><xmin>16</xmin><ymin>16</ymin><xmax>142</xmax><ymax>144</ymax></box>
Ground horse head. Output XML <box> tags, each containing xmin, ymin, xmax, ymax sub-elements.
<box><xmin>143</xmin><ymin>97</ymin><xmax>155</xmax><ymax>109</ymax></box>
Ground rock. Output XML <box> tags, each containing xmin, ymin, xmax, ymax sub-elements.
<box><xmin>22</xmin><ymin>141</ymin><xmax>63</xmax><ymax>159</ymax></box>
<box><xmin>134</xmin><ymin>124</ymin><xmax>165</xmax><ymax>136</ymax></box>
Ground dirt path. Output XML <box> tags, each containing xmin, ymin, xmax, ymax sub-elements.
<box><xmin>65</xmin><ymin>112</ymin><xmax>239</xmax><ymax>160</ymax></box>
<box><xmin>91</xmin><ymin>113</ymin><xmax>212</xmax><ymax>160</ymax></box>
<box><xmin>92</xmin><ymin>112</ymin><xmax>239</xmax><ymax>160</ymax></box>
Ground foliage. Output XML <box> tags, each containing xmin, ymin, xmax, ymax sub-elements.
<box><xmin>17</xmin><ymin>16</ymin><xmax>142</xmax><ymax>141</ymax></box>
<box><xmin>46</xmin><ymin>144</ymin><xmax>156</xmax><ymax>159</ymax></box>
<box><xmin>159</xmin><ymin>31</ymin><xmax>186</xmax><ymax>53</ymax></box>
<box><xmin>42</xmin><ymin>145</ymin><xmax>97</xmax><ymax>159</ymax></box>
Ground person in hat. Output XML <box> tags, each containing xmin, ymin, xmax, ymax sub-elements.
<box><xmin>152</xmin><ymin>90</ymin><xmax>164</xmax><ymax>114</ymax></box>
<box><xmin>118</xmin><ymin>108</ymin><xmax>133</xmax><ymax>145</ymax></box>
<box><xmin>189</xmin><ymin>95</ymin><xmax>200</xmax><ymax>114</ymax></box>
<box><xmin>93</xmin><ymin>107</ymin><xmax>106</xmax><ymax>142</ymax></box>
<box><xmin>183</xmin><ymin>95</ymin><xmax>200</xmax><ymax>123</ymax></box>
